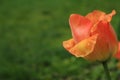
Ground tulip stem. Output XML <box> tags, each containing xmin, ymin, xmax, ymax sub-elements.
<box><xmin>102</xmin><ymin>61</ymin><xmax>111</xmax><ymax>80</ymax></box>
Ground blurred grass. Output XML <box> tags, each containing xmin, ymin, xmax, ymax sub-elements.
<box><xmin>0</xmin><ymin>0</ymin><xmax>120</xmax><ymax>80</ymax></box>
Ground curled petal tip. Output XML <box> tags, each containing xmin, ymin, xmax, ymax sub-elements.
<box><xmin>104</xmin><ymin>10</ymin><xmax>116</xmax><ymax>22</ymax></box>
<box><xmin>63</xmin><ymin>39</ymin><xmax>75</xmax><ymax>51</ymax></box>
<box><xmin>111</xmin><ymin>10</ymin><xmax>116</xmax><ymax>16</ymax></box>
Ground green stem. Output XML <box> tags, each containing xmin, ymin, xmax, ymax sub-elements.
<box><xmin>102</xmin><ymin>61</ymin><xmax>111</xmax><ymax>80</ymax></box>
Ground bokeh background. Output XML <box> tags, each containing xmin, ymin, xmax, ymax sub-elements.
<box><xmin>0</xmin><ymin>0</ymin><xmax>120</xmax><ymax>80</ymax></box>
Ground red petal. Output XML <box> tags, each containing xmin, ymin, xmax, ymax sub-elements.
<box><xmin>90</xmin><ymin>21</ymin><xmax>118</xmax><ymax>61</ymax></box>
<box><xmin>69</xmin><ymin>14</ymin><xmax>92</xmax><ymax>43</ymax></box>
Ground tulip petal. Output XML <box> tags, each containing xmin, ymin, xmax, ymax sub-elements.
<box><xmin>63</xmin><ymin>39</ymin><xmax>75</xmax><ymax>51</ymax></box>
<box><xmin>96</xmin><ymin>21</ymin><xmax>118</xmax><ymax>53</ymax></box>
<box><xmin>87</xmin><ymin>21</ymin><xmax>118</xmax><ymax>61</ymax></box>
<box><xmin>69</xmin><ymin>14</ymin><xmax>93</xmax><ymax>43</ymax></box>
<box><xmin>86</xmin><ymin>10</ymin><xmax>105</xmax><ymax>24</ymax></box>
<box><xmin>69</xmin><ymin>34</ymin><xmax>98</xmax><ymax>57</ymax></box>
<box><xmin>104</xmin><ymin>10</ymin><xmax>116</xmax><ymax>22</ymax></box>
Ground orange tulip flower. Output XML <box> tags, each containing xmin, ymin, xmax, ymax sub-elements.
<box><xmin>63</xmin><ymin>10</ymin><xmax>118</xmax><ymax>62</ymax></box>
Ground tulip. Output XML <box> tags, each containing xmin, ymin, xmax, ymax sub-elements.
<box><xmin>63</xmin><ymin>10</ymin><xmax>118</xmax><ymax>62</ymax></box>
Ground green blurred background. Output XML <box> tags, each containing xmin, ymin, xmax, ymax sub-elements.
<box><xmin>0</xmin><ymin>0</ymin><xmax>120</xmax><ymax>80</ymax></box>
